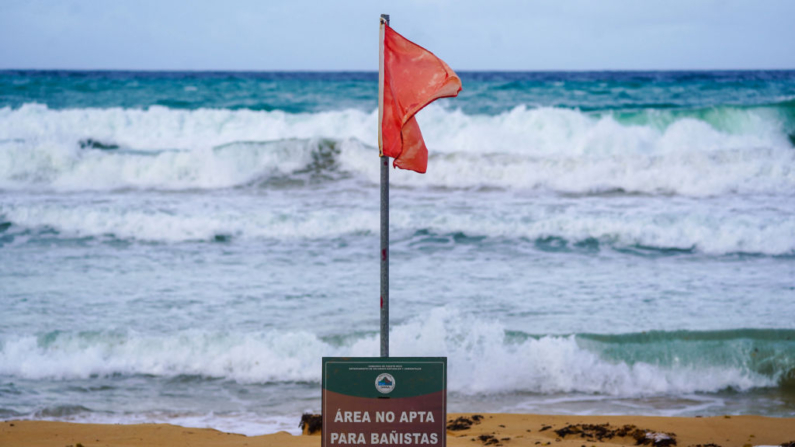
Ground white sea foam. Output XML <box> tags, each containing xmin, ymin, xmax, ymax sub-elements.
<box><xmin>14</xmin><ymin>411</ymin><xmax>301</xmax><ymax>436</ymax></box>
<box><xmin>1</xmin><ymin>103</ymin><xmax>793</xmax><ymax>195</ymax></box>
<box><xmin>2</xmin><ymin>195</ymin><xmax>793</xmax><ymax>254</ymax></box>
<box><xmin>0</xmin><ymin>103</ymin><xmax>373</xmax><ymax>151</ymax></box>
<box><xmin>0</xmin><ymin>309</ymin><xmax>777</xmax><ymax>396</ymax></box>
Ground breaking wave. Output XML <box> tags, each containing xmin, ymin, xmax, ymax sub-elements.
<box><xmin>1</xmin><ymin>309</ymin><xmax>792</xmax><ymax>397</ymax></box>
<box><xmin>1</xmin><ymin>103</ymin><xmax>793</xmax><ymax>195</ymax></box>
<box><xmin>2</xmin><ymin>197</ymin><xmax>794</xmax><ymax>255</ymax></box>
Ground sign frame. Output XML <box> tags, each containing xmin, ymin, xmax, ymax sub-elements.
<box><xmin>322</xmin><ymin>357</ymin><xmax>447</xmax><ymax>447</ymax></box>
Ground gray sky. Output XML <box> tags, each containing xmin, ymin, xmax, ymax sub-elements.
<box><xmin>1</xmin><ymin>0</ymin><xmax>794</xmax><ymax>71</ymax></box>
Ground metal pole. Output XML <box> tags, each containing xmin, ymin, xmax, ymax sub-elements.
<box><xmin>378</xmin><ymin>13</ymin><xmax>390</xmax><ymax>358</ymax></box>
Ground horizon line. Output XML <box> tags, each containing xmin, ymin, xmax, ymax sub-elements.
<box><xmin>2</xmin><ymin>68</ymin><xmax>795</xmax><ymax>73</ymax></box>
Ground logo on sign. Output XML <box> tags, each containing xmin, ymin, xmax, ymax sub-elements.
<box><xmin>375</xmin><ymin>373</ymin><xmax>395</xmax><ymax>394</ymax></box>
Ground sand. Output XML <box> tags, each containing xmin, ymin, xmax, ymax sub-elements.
<box><xmin>2</xmin><ymin>414</ymin><xmax>793</xmax><ymax>447</ymax></box>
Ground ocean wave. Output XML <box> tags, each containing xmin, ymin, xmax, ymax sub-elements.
<box><xmin>1</xmin><ymin>103</ymin><xmax>793</xmax><ymax>195</ymax></box>
<box><xmin>1</xmin><ymin>309</ymin><xmax>791</xmax><ymax>396</ymax></box>
<box><xmin>0</xmin><ymin>136</ymin><xmax>356</xmax><ymax>191</ymax></box>
<box><xmin>2</xmin><ymin>198</ymin><xmax>794</xmax><ymax>255</ymax></box>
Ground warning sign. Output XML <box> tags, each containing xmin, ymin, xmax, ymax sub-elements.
<box><xmin>322</xmin><ymin>357</ymin><xmax>447</xmax><ymax>446</ymax></box>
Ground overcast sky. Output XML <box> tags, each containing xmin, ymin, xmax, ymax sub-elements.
<box><xmin>1</xmin><ymin>0</ymin><xmax>794</xmax><ymax>71</ymax></box>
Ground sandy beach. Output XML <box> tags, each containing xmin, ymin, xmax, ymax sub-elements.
<box><xmin>2</xmin><ymin>414</ymin><xmax>793</xmax><ymax>447</ymax></box>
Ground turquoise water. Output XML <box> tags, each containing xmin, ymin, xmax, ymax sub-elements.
<box><xmin>1</xmin><ymin>70</ymin><xmax>794</xmax><ymax>435</ymax></box>
<box><xmin>3</xmin><ymin>70</ymin><xmax>795</xmax><ymax>114</ymax></box>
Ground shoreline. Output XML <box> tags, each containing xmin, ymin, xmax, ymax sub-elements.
<box><xmin>2</xmin><ymin>414</ymin><xmax>794</xmax><ymax>447</ymax></box>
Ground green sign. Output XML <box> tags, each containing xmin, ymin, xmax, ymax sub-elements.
<box><xmin>322</xmin><ymin>357</ymin><xmax>447</xmax><ymax>446</ymax></box>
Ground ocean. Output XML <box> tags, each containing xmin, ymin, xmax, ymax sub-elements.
<box><xmin>1</xmin><ymin>70</ymin><xmax>794</xmax><ymax>435</ymax></box>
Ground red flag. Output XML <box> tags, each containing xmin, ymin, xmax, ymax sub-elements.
<box><xmin>379</xmin><ymin>23</ymin><xmax>462</xmax><ymax>173</ymax></box>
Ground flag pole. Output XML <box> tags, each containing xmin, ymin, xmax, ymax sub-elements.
<box><xmin>378</xmin><ymin>13</ymin><xmax>390</xmax><ymax>358</ymax></box>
